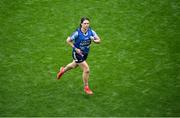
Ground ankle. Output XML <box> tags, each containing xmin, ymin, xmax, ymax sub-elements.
<box><xmin>84</xmin><ymin>83</ymin><xmax>89</xmax><ymax>87</ymax></box>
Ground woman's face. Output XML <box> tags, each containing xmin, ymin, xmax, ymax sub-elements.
<box><xmin>81</xmin><ymin>20</ymin><xmax>90</xmax><ymax>30</ymax></box>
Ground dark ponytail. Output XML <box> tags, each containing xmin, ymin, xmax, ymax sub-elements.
<box><xmin>79</xmin><ymin>17</ymin><xmax>90</xmax><ymax>27</ymax></box>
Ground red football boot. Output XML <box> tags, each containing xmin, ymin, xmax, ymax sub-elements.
<box><xmin>84</xmin><ymin>86</ymin><xmax>93</xmax><ymax>95</ymax></box>
<box><xmin>57</xmin><ymin>67</ymin><xmax>65</xmax><ymax>80</ymax></box>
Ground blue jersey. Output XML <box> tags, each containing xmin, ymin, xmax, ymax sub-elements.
<box><xmin>70</xmin><ymin>28</ymin><xmax>98</xmax><ymax>53</ymax></box>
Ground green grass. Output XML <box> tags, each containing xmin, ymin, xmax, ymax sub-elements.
<box><xmin>0</xmin><ymin>0</ymin><xmax>179</xmax><ymax>116</ymax></box>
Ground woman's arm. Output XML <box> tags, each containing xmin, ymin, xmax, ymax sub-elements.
<box><xmin>94</xmin><ymin>36</ymin><xmax>101</xmax><ymax>44</ymax></box>
<box><xmin>91</xmin><ymin>30</ymin><xmax>101</xmax><ymax>44</ymax></box>
<box><xmin>66</xmin><ymin>37</ymin><xmax>83</xmax><ymax>55</ymax></box>
<box><xmin>66</xmin><ymin>37</ymin><xmax>74</xmax><ymax>48</ymax></box>
<box><xmin>91</xmin><ymin>36</ymin><xmax>101</xmax><ymax>44</ymax></box>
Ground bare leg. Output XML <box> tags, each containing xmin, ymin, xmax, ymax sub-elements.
<box><xmin>64</xmin><ymin>60</ymin><xmax>78</xmax><ymax>73</ymax></box>
<box><xmin>78</xmin><ymin>61</ymin><xmax>93</xmax><ymax>94</ymax></box>
<box><xmin>78</xmin><ymin>61</ymin><xmax>90</xmax><ymax>86</ymax></box>
<box><xmin>57</xmin><ymin>60</ymin><xmax>78</xmax><ymax>79</ymax></box>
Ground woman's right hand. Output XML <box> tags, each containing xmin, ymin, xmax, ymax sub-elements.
<box><xmin>75</xmin><ymin>48</ymin><xmax>84</xmax><ymax>56</ymax></box>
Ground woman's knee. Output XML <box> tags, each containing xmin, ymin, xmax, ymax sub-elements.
<box><xmin>84</xmin><ymin>67</ymin><xmax>90</xmax><ymax>73</ymax></box>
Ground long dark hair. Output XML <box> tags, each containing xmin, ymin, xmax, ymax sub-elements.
<box><xmin>79</xmin><ymin>17</ymin><xmax>90</xmax><ymax>27</ymax></box>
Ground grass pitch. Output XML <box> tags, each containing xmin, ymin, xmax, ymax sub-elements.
<box><xmin>0</xmin><ymin>0</ymin><xmax>179</xmax><ymax>116</ymax></box>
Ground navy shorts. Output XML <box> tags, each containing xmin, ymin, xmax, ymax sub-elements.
<box><xmin>72</xmin><ymin>51</ymin><xmax>88</xmax><ymax>63</ymax></box>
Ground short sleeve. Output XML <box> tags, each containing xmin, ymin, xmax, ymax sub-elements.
<box><xmin>70</xmin><ymin>31</ymin><xmax>78</xmax><ymax>41</ymax></box>
<box><xmin>91</xmin><ymin>30</ymin><xmax>98</xmax><ymax>37</ymax></box>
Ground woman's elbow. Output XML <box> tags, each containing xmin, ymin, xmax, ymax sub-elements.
<box><xmin>66</xmin><ymin>37</ymin><xmax>71</xmax><ymax>43</ymax></box>
<box><xmin>98</xmin><ymin>39</ymin><xmax>101</xmax><ymax>43</ymax></box>
<box><xmin>96</xmin><ymin>38</ymin><xmax>101</xmax><ymax>44</ymax></box>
